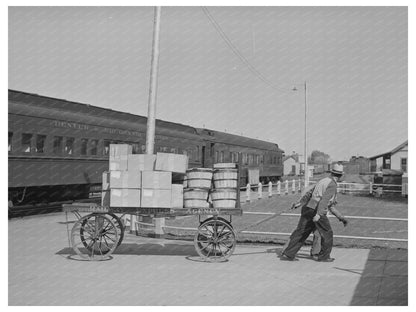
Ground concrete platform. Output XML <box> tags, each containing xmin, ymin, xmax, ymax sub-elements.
<box><xmin>8</xmin><ymin>213</ymin><xmax>407</xmax><ymax>306</ymax></box>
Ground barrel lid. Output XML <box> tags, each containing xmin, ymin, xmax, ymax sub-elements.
<box><xmin>213</xmin><ymin>163</ymin><xmax>237</xmax><ymax>169</ymax></box>
<box><xmin>186</xmin><ymin>168</ymin><xmax>213</xmax><ymax>173</ymax></box>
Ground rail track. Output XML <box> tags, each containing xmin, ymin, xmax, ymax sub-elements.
<box><xmin>8</xmin><ymin>197</ymin><xmax>101</xmax><ymax>219</ymax></box>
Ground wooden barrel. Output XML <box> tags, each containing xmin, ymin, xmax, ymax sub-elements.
<box><xmin>213</xmin><ymin>169</ymin><xmax>238</xmax><ymax>189</ymax></box>
<box><xmin>186</xmin><ymin>168</ymin><xmax>213</xmax><ymax>189</ymax></box>
<box><xmin>183</xmin><ymin>188</ymin><xmax>209</xmax><ymax>208</ymax></box>
<box><xmin>211</xmin><ymin>189</ymin><xmax>237</xmax><ymax>208</ymax></box>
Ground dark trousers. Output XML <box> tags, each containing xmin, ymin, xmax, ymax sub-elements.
<box><xmin>314</xmin><ymin>214</ymin><xmax>333</xmax><ymax>260</ymax></box>
<box><xmin>283</xmin><ymin>206</ymin><xmax>333</xmax><ymax>260</ymax></box>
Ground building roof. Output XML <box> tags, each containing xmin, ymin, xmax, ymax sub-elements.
<box><xmin>369</xmin><ymin>140</ymin><xmax>408</xmax><ymax>160</ymax></box>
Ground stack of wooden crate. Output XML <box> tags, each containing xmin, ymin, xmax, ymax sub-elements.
<box><xmin>101</xmin><ymin>144</ymin><xmax>188</xmax><ymax>208</ymax></box>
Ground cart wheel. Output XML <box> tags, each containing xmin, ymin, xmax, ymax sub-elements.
<box><xmin>71</xmin><ymin>213</ymin><xmax>119</xmax><ymax>261</ymax></box>
<box><xmin>106</xmin><ymin>213</ymin><xmax>125</xmax><ymax>247</ymax></box>
<box><xmin>194</xmin><ymin>218</ymin><xmax>236</xmax><ymax>262</ymax></box>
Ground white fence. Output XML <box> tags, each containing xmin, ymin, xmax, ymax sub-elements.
<box><xmin>240</xmin><ymin>180</ymin><xmax>406</xmax><ymax>202</ymax></box>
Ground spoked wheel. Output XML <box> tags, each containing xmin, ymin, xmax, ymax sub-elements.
<box><xmin>106</xmin><ymin>213</ymin><xmax>125</xmax><ymax>247</ymax></box>
<box><xmin>71</xmin><ymin>213</ymin><xmax>119</xmax><ymax>261</ymax></box>
<box><xmin>194</xmin><ymin>218</ymin><xmax>236</xmax><ymax>262</ymax></box>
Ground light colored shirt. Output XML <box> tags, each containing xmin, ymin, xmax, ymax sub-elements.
<box><xmin>306</xmin><ymin>176</ymin><xmax>338</xmax><ymax>215</ymax></box>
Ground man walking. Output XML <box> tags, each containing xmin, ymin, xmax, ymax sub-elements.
<box><xmin>280</xmin><ymin>164</ymin><xmax>348</xmax><ymax>262</ymax></box>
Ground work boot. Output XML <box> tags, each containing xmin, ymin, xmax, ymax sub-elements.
<box><xmin>316</xmin><ymin>257</ymin><xmax>335</xmax><ymax>262</ymax></box>
<box><xmin>280</xmin><ymin>253</ymin><xmax>298</xmax><ymax>261</ymax></box>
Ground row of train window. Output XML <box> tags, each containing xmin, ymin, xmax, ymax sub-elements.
<box><xmin>8</xmin><ymin>131</ymin><xmax>280</xmax><ymax>165</ymax></box>
<box><xmin>216</xmin><ymin>151</ymin><xmax>280</xmax><ymax>165</ymax></box>
<box><xmin>8</xmin><ymin>132</ymin><xmax>201</xmax><ymax>161</ymax></box>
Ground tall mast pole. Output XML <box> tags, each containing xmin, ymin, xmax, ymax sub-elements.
<box><xmin>145</xmin><ymin>6</ymin><xmax>162</xmax><ymax>155</ymax></box>
<box><xmin>304</xmin><ymin>81</ymin><xmax>308</xmax><ymax>188</ymax></box>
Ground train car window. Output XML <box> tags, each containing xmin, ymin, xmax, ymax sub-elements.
<box><xmin>273</xmin><ymin>156</ymin><xmax>277</xmax><ymax>164</ymax></box>
<box><xmin>255</xmin><ymin>155</ymin><xmax>259</xmax><ymax>165</ymax></box>
<box><xmin>81</xmin><ymin>139</ymin><xmax>88</xmax><ymax>155</ymax></box>
<box><xmin>22</xmin><ymin>133</ymin><xmax>32</xmax><ymax>153</ymax></box>
<box><xmin>260</xmin><ymin>155</ymin><xmax>264</xmax><ymax>164</ymax></box>
<box><xmin>233</xmin><ymin>152</ymin><xmax>239</xmax><ymax>163</ymax></box>
<box><xmin>35</xmin><ymin>135</ymin><xmax>46</xmax><ymax>153</ymax></box>
<box><xmin>53</xmin><ymin>136</ymin><xmax>63</xmax><ymax>154</ymax></box>
<box><xmin>90</xmin><ymin>139</ymin><xmax>98</xmax><ymax>155</ymax></box>
<box><xmin>8</xmin><ymin>132</ymin><xmax>13</xmax><ymax>152</ymax></box>
<box><xmin>65</xmin><ymin>137</ymin><xmax>74</xmax><ymax>155</ymax></box>
<box><xmin>170</xmin><ymin>147</ymin><xmax>176</xmax><ymax>154</ymax></box>
<box><xmin>210</xmin><ymin>143</ymin><xmax>215</xmax><ymax>157</ymax></box>
<box><xmin>196</xmin><ymin>146</ymin><xmax>200</xmax><ymax>159</ymax></box>
<box><xmin>215</xmin><ymin>151</ymin><xmax>219</xmax><ymax>163</ymax></box>
<box><xmin>103</xmin><ymin>140</ymin><xmax>110</xmax><ymax>155</ymax></box>
<box><xmin>220</xmin><ymin>151</ymin><xmax>224</xmax><ymax>162</ymax></box>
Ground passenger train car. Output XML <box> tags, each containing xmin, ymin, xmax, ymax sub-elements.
<box><xmin>8</xmin><ymin>90</ymin><xmax>284</xmax><ymax>206</ymax></box>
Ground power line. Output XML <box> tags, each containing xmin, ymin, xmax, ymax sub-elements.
<box><xmin>202</xmin><ymin>7</ymin><xmax>292</xmax><ymax>95</ymax></box>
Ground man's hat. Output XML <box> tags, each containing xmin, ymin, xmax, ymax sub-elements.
<box><xmin>331</xmin><ymin>164</ymin><xmax>344</xmax><ymax>175</ymax></box>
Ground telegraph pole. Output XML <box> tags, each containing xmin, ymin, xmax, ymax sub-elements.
<box><xmin>293</xmin><ymin>81</ymin><xmax>309</xmax><ymax>188</ymax></box>
<box><xmin>145</xmin><ymin>6</ymin><xmax>162</xmax><ymax>155</ymax></box>
<box><xmin>303</xmin><ymin>81</ymin><xmax>308</xmax><ymax>188</ymax></box>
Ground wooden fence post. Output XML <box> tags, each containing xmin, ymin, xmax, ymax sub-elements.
<box><xmin>246</xmin><ymin>183</ymin><xmax>251</xmax><ymax>202</ymax></box>
<box><xmin>284</xmin><ymin>180</ymin><xmax>289</xmax><ymax>195</ymax></box>
<box><xmin>268</xmin><ymin>181</ymin><xmax>273</xmax><ymax>197</ymax></box>
<box><xmin>298</xmin><ymin>179</ymin><xmax>302</xmax><ymax>192</ymax></box>
<box><xmin>258</xmin><ymin>182</ymin><xmax>262</xmax><ymax>199</ymax></box>
<box><xmin>369</xmin><ymin>182</ymin><xmax>373</xmax><ymax>194</ymax></box>
<box><xmin>277</xmin><ymin>181</ymin><xmax>281</xmax><ymax>196</ymax></box>
<box><xmin>292</xmin><ymin>179</ymin><xmax>296</xmax><ymax>194</ymax></box>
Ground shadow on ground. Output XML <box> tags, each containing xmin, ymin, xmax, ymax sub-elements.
<box><xmin>350</xmin><ymin>248</ymin><xmax>408</xmax><ymax>306</ymax></box>
<box><xmin>56</xmin><ymin>242</ymin><xmax>199</xmax><ymax>257</ymax></box>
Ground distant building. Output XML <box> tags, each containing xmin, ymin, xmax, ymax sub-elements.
<box><xmin>344</xmin><ymin>156</ymin><xmax>371</xmax><ymax>174</ymax></box>
<box><xmin>283</xmin><ymin>154</ymin><xmax>300</xmax><ymax>176</ymax></box>
<box><xmin>369</xmin><ymin>140</ymin><xmax>408</xmax><ymax>173</ymax></box>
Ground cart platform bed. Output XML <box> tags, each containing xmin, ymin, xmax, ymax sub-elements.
<box><xmin>63</xmin><ymin>203</ymin><xmax>242</xmax><ymax>262</ymax></box>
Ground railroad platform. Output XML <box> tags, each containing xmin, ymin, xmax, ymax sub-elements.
<box><xmin>9</xmin><ymin>213</ymin><xmax>408</xmax><ymax>306</ymax></box>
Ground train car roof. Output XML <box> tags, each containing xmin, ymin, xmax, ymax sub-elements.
<box><xmin>196</xmin><ymin>128</ymin><xmax>283</xmax><ymax>152</ymax></box>
<box><xmin>8</xmin><ymin>89</ymin><xmax>198</xmax><ymax>135</ymax></box>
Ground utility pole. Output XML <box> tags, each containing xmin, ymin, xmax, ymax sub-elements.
<box><xmin>143</xmin><ymin>7</ymin><xmax>163</xmax><ymax>237</ymax></box>
<box><xmin>303</xmin><ymin>81</ymin><xmax>308</xmax><ymax>188</ymax></box>
<box><xmin>145</xmin><ymin>6</ymin><xmax>162</xmax><ymax>155</ymax></box>
<box><xmin>293</xmin><ymin>81</ymin><xmax>308</xmax><ymax>188</ymax></box>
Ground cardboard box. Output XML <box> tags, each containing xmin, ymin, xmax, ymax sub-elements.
<box><xmin>128</xmin><ymin>154</ymin><xmax>156</xmax><ymax>171</ymax></box>
<box><xmin>141</xmin><ymin>171</ymin><xmax>172</xmax><ymax>190</ymax></box>
<box><xmin>155</xmin><ymin>152</ymin><xmax>188</xmax><ymax>174</ymax></box>
<box><xmin>110</xmin><ymin>189</ymin><xmax>141</xmax><ymax>207</ymax></box>
<box><xmin>109</xmin><ymin>155</ymin><xmax>128</xmax><ymax>171</ymax></box>
<box><xmin>171</xmin><ymin>184</ymin><xmax>184</xmax><ymax>208</ymax></box>
<box><xmin>101</xmin><ymin>190</ymin><xmax>110</xmax><ymax>207</ymax></box>
<box><xmin>110</xmin><ymin>144</ymin><xmax>132</xmax><ymax>158</ymax></box>
<box><xmin>102</xmin><ymin>171</ymin><xmax>110</xmax><ymax>191</ymax></box>
<box><xmin>141</xmin><ymin>189</ymin><xmax>171</xmax><ymax>208</ymax></box>
<box><xmin>110</xmin><ymin>170</ymin><xmax>141</xmax><ymax>188</ymax></box>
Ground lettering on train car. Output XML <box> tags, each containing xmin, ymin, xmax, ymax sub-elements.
<box><xmin>102</xmin><ymin>127</ymin><xmax>142</xmax><ymax>137</ymax></box>
<box><xmin>52</xmin><ymin>120</ymin><xmax>89</xmax><ymax>130</ymax></box>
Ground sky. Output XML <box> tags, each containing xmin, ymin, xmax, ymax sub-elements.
<box><xmin>8</xmin><ymin>5</ymin><xmax>408</xmax><ymax>161</ymax></box>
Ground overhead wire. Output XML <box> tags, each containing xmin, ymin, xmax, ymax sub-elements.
<box><xmin>202</xmin><ymin>7</ymin><xmax>293</xmax><ymax>95</ymax></box>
